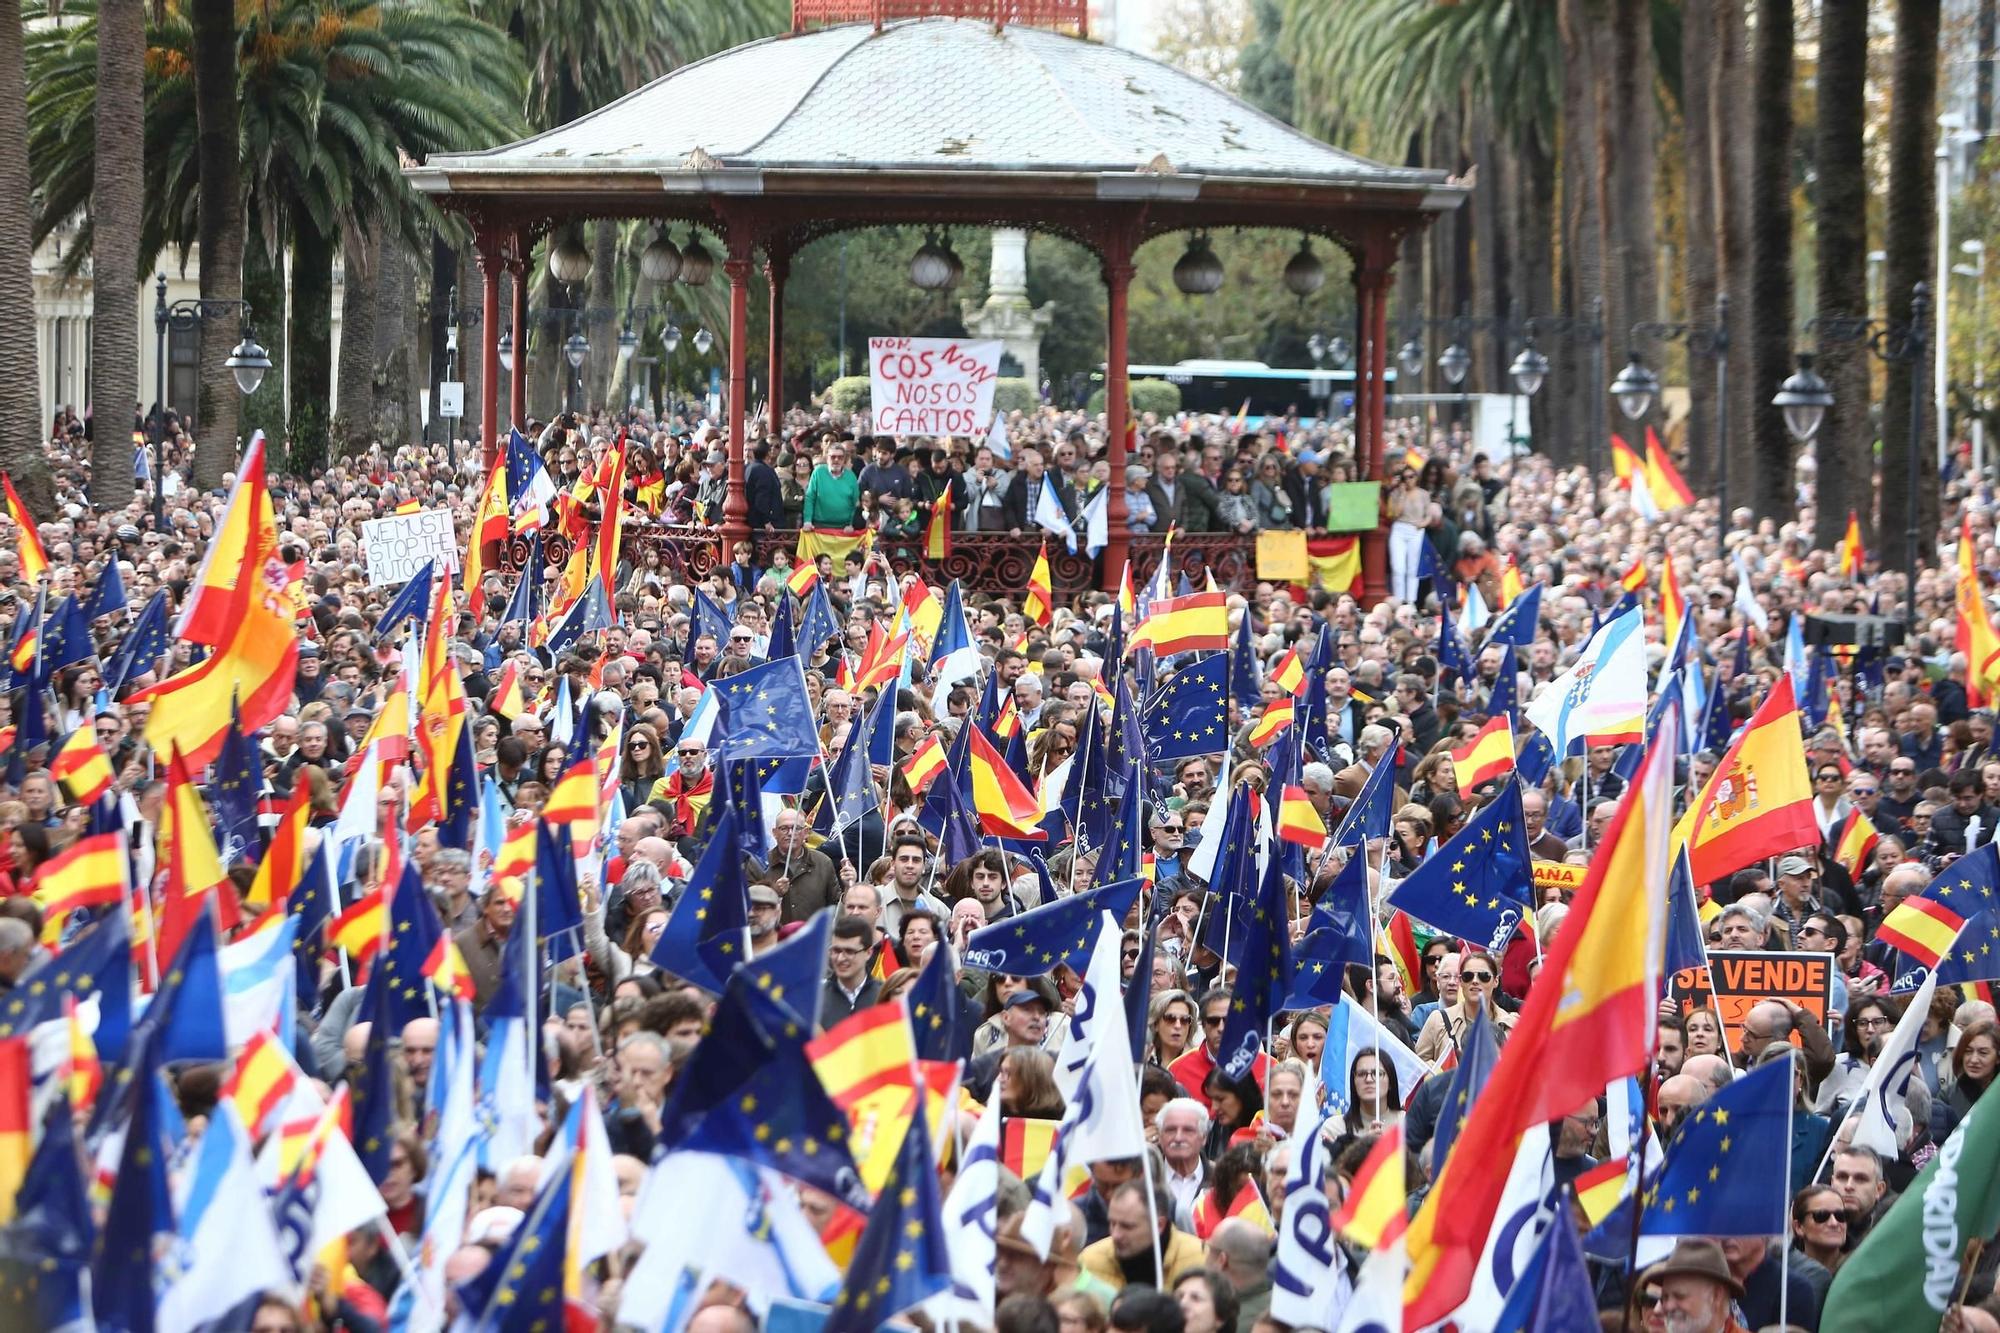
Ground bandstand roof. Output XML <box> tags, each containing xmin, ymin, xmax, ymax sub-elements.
<box><xmin>409</xmin><ymin>17</ymin><xmax>1465</xmax><ymax>239</ymax></box>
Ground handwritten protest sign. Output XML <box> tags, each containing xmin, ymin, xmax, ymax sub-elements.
<box><xmin>1669</xmin><ymin>949</ymin><xmax>1833</xmax><ymax>1053</ymax></box>
<box><xmin>363</xmin><ymin>509</ymin><xmax>459</xmax><ymax>588</ymax></box>
<box><xmin>869</xmin><ymin>337</ymin><xmax>1003</xmax><ymax>436</ymax></box>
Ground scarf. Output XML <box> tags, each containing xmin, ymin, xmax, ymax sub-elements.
<box><xmin>658</xmin><ymin>767</ymin><xmax>713</xmax><ymax>834</ymax></box>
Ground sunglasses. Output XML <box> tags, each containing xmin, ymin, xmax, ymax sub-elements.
<box><xmin>1201</xmin><ymin>1015</ymin><xmax>1226</xmax><ymax>1028</ymax></box>
<box><xmin>1463</xmin><ymin>970</ymin><xmax>1494</xmax><ymax>982</ymax></box>
<box><xmin>1802</xmin><ymin>1208</ymin><xmax>1845</xmax><ymax>1224</ymax></box>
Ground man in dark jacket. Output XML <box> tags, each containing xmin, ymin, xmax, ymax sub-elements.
<box><xmin>1145</xmin><ymin>447</ymin><xmax>1222</xmax><ymax>533</ymax></box>
<box><xmin>1001</xmin><ymin>447</ymin><xmax>1079</xmax><ymax>534</ymax></box>
<box><xmin>820</xmin><ymin>914</ymin><xmax>882</xmax><ymax>1025</ymax></box>
<box><xmin>1280</xmin><ymin>450</ymin><xmax>1331</xmax><ymax>531</ymax></box>
<box><xmin>745</xmin><ymin>439</ymin><xmax>785</xmax><ymax>530</ymax></box>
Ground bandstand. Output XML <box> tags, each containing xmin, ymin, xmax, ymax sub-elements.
<box><xmin>406</xmin><ymin>0</ymin><xmax>1466</xmax><ymax>601</ymax></box>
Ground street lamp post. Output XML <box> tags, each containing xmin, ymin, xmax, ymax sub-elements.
<box><xmin>1624</xmin><ymin>295</ymin><xmax>1730</xmax><ymax>555</ymax></box>
<box><xmin>662</xmin><ymin>314</ymin><xmax>682</xmax><ymax>423</ymax></box>
<box><xmin>564</xmin><ymin>327</ymin><xmax>588</xmax><ymax>413</ymax></box>
<box><xmin>1805</xmin><ymin>283</ymin><xmax>1931</xmax><ymax>610</ymax></box>
<box><xmin>1956</xmin><ymin>240</ymin><xmax>1988</xmax><ymax>478</ymax></box>
<box><xmin>151</xmin><ymin>272</ymin><xmax>270</xmax><ymax>525</ymax></box>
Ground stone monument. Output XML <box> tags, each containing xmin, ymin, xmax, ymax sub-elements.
<box><xmin>961</xmin><ymin>228</ymin><xmax>1055</xmax><ymax>390</ymax></box>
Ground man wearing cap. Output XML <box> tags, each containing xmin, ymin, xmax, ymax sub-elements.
<box><xmin>1282</xmin><ymin>450</ymin><xmax>1329</xmax><ymax>530</ymax></box>
<box><xmin>1649</xmin><ymin>1239</ymin><xmax>1751</xmax><ymax>1333</ymax></box>
<box><xmin>747</xmin><ymin>883</ymin><xmax>783</xmax><ymax>954</ymax></box>
<box><xmin>963</xmin><ymin>980</ymin><xmax>1059</xmax><ymax>1102</ymax></box>
<box><xmin>1771</xmin><ymin>854</ymin><xmax>1826</xmax><ymax>939</ymax></box>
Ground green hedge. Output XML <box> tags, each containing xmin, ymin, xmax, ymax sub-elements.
<box><xmin>823</xmin><ymin>375</ymin><xmax>1037</xmax><ymax>424</ymax></box>
<box><xmin>1086</xmin><ymin>379</ymin><xmax>1182</xmax><ymax>418</ymax></box>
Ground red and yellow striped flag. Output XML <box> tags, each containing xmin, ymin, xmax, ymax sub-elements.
<box><xmin>1832</xmin><ymin>807</ymin><xmax>1880</xmax><ymax>880</ymax></box>
<box><xmin>65</xmin><ymin>997</ymin><xmax>101</xmax><ymax>1114</ymax></box>
<box><xmin>223</xmin><ymin>1028</ymin><xmax>300</xmax><ymax>1139</ymax></box>
<box><xmin>33</xmin><ymin>831</ymin><xmax>128</xmax><ymax>936</ymax></box>
<box><xmin>424</xmin><ymin>935</ymin><xmax>477</xmax><ymax>1002</ymax></box>
<box><xmin>328</xmin><ymin>884</ymin><xmax>388</xmax><ymax>964</ymax></box>
<box><xmin>50</xmin><ymin>727</ymin><xmax>115</xmax><ymax>805</ymax></box>
<box><xmin>1247</xmin><ymin>697</ymin><xmax>1294</xmax><ymax>748</ymax></box>
<box><xmin>1276</xmin><ymin>785</ymin><xmax>1327</xmax><ymax>850</ymax></box>
<box><xmin>1023</xmin><ymin>543</ymin><xmax>1054</xmax><ymax>628</ymax></box>
<box><xmin>0</xmin><ymin>474</ymin><xmax>48</xmax><ymax>583</ymax></box>
<box><xmin>924</xmin><ymin>500</ymin><xmax>952</xmax><ymax>562</ymax></box>
<box><xmin>0</xmin><ymin>1038</ymin><xmax>29</xmax><ymax>1222</ymax></box>
<box><xmin>1839</xmin><ymin>510</ymin><xmax>1865</xmax><ymax>577</ymax></box>
<box><xmin>902</xmin><ymin>734</ymin><xmax>946</xmax><ymax>795</ymax></box>
<box><xmin>1269</xmin><ymin>647</ymin><xmax>1307</xmax><ymax>696</ymax></box>
<box><xmin>247</xmin><ymin>776</ymin><xmax>313</xmax><ymax>912</ymax></box>
<box><xmin>1331</xmin><ymin>1122</ymin><xmax>1407</xmax><ymax>1248</ymax></box>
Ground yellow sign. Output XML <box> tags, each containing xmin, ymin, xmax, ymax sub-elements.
<box><xmin>1255</xmin><ymin>529</ymin><xmax>1309</xmax><ymax>581</ymax></box>
<box><xmin>1531</xmin><ymin>859</ymin><xmax>1587</xmax><ymax>895</ymax></box>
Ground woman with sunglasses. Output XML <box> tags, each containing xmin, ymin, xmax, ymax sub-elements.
<box><xmin>1414</xmin><ymin>948</ymin><xmax>1515</xmax><ymax>1064</ymax></box>
<box><xmin>1790</xmin><ymin>1186</ymin><xmax>1846</xmax><ymax>1302</ymax></box>
<box><xmin>617</xmin><ymin>724</ymin><xmax>665</xmax><ymax>813</ymax></box>
<box><xmin>1148</xmin><ymin>990</ymin><xmax>1198</xmax><ymax>1071</ymax></box>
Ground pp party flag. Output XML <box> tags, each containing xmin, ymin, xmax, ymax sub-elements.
<box><xmin>1142</xmin><ymin>652</ymin><xmax>1231</xmax><ymax>760</ymax></box>
<box><xmin>1523</xmin><ymin>605</ymin><xmax>1647</xmax><ymax>755</ymax></box>
<box><xmin>1637</xmin><ymin>1054</ymin><xmax>1793</xmax><ymax>1235</ymax></box>
<box><xmin>48</xmin><ymin>727</ymin><xmax>115</xmax><ymax>808</ymax></box>
<box><xmin>1482</xmin><ymin>582</ymin><xmax>1542</xmax><ymax>647</ymax></box>
<box><xmin>134</xmin><ymin>434</ymin><xmax>299</xmax><ymax>768</ymax></box>
<box><xmin>822</xmin><ymin>1110</ymin><xmax>952</xmax><ymax>1333</ymax></box>
<box><xmin>961</xmin><ymin>877</ymin><xmax>1145</xmax><ymax>976</ymax></box>
<box><xmin>1840</xmin><ymin>969</ymin><xmax>1937</xmax><ymax>1160</ymax></box>
<box><xmin>1276</xmin><ymin>785</ymin><xmax>1328</xmax><ymax>849</ymax></box>
<box><xmin>1129</xmin><ymin>589</ymin><xmax>1229</xmax><ymax>657</ymax></box>
<box><xmin>1489</xmin><ymin>1183</ymin><xmax>1599</xmax><ymax>1333</ymax></box>
<box><xmin>1820</xmin><ymin>1078</ymin><xmax>2000</xmax><ymax>1333</ymax></box>
<box><xmin>1331</xmin><ymin>1121</ymin><xmax>1408</xmax><ymax>1249</ymax></box>
<box><xmin>807</xmin><ymin>1002</ymin><xmax>921</xmax><ymax>1194</ymax></box>
<box><xmin>1386</xmin><ymin>779</ymin><xmax>1534</xmax><ymax>953</ymax></box>
<box><xmin>1450</xmin><ymin>714</ymin><xmax>1516</xmax><ymax>791</ymax></box>
<box><xmin>1403</xmin><ymin>711</ymin><xmax>1677</xmax><ymax>1324</ymax></box>
<box><xmin>1270</xmin><ymin>1099</ymin><xmax>1357</xmax><ymax>1329</ymax></box>
<box><xmin>1682</xmin><ymin>674</ymin><xmax>1817</xmax><ymax>887</ymax></box>
<box><xmin>1</xmin><ymin>472</ymin><xmax>48</xmax><ymax>582</ymax></box>
<box><xmin>1833</xmin><ymin>806</ymin><xmax>1881</xmax><ymax>880</ymax></box>
<box><xmin>1023</xmin><ymin>542</ymin><xmax>1054</xmax><ymax>627</ymax></box>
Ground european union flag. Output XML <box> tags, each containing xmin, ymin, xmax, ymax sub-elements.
<box><xmin>347</xmin><ymin>967</ymin><xmax>399</xmax><ymax>1183</ymax></box>
<box><xmin>800</xmin><ymin>580</ymin><xmax>843</xmax><ymax>657</ymax></box>
<box><xmin>1484</xmin><ymin>583</ymin><xmax>1543</xmax><ymax>648</ymax></box>
<box><xmin>1215</xmin><ymin>852</ymin><xmax>1293</xmax><ymax>1080</ymax></box>
<box><xmin>105</xmin><ymin>589</ymin><xmax>171</xmax><ymax>693</ymax></box>
<box><xmin>501</xmin><ymin>529</ymin><xmax>542</xmax><ymax>628</ymax></box>
<box><xmin>1664</xmin><ymin>846</ymin><xmax>1710</xmax><ymax>978</ymax></box>
<box><xmin>454</xmin><ymin>1138</ymin><xmax>575</xmax><ymax>1330</ymax></box>
<box><xmin>1331</xmin><ymin>751</ymin><xmax>1395</xmax><ymax>847</ymax></box>
<box><xmin>962</xmin><ymin>878</ymin><xmax>1145</xmax><ymax>976</ymax></box>
<box><xmin>43</xmin><ymin>596</ymin><xmax>96</xmax><ymax>673</ymax></box>
<box><xmin>1142</xmin><ymin>652</ymin><xmax>1230</xmax><ymax>761</ymax></box>
<box><xmin>1061</xmin><ymin>699</ymin><xmax>1116</xmax><ymax>851</ymax></box>
<box><xmin>288</xmin><ymin>842</ymin><xmax>335</xmax><ymax>1016</ymax></box>
<box><xmin>93</xmin><ymin>1063</ymin><xmax>178</xmax><ymax>1333</ymax></box>
<box><xmin>1386</xmin><ymin>781</ymin><xmax>1535</xmax><ymax>952</ymax></box>
<box><xmin>437</xmin><ymin>721</ymin><xmax>480</xmax><ymax>852</ymax></box>
<box><xmin>133</xmin><ymin>908</ymin><xmax>227</xmax><ymax>1066</ymax></box>
<box><xmin>81</xmin><ymin>556</ymin><xmax>127</xmax><ymax>623</ymax></box>
<box><xmin>1286</xmin><ymin>854</ymin><xmax>1373</xmax><ymax>1008</ymax></box>
<box><xmin>1485</xmin><ymin>653</ymin><xmax>1517</xmax><ymax>722</ymax></box>
<box><xmin>1105</xmin><ymin>673</ymin><xmax>1148</xmax><ymax>779</ymax></box>
<box><xmin>907</xmin><ymin>939</ymin><xmax>962</xmax><ymax>1062</ymax></box>
<box><xmin>663</xmin><ymin>977</ymin><xmax>869</xmax><ymax>1209</ymax></box>
<box><xmin>715</xmin><ymin>756</ymin><xmax>772</xmax><ymax>864</ymax></box>
<box><xmin>1935</xmin><ymin>904</ymin><xmax>2000</xmax><ymax>984</ymax></box>
<box><xmin>376</xmin><ymin>861</ymin><xmax>446</xmax><ymax>1030</ymax></box>
<box><xmin>211</xmin><ymin>704</ymin><xmax>264</xmax><ymax>868</ymax></box>
<box><xmin>817</xmin><ymin>697</ymin><xmax>880</xmax><ymax>838</ymax></box>
<box><xmin>865</xmin><ymin>671</ymin><xmax>899</xmax><ymax>770</ymax></box>
<box><xmin>546</xmin><ymin>578</ymin><xmax>615</xmax><ymax>656</ymax></box>
<box><xmin>1427</xmin><ymin>1004</ymin><xmax>1501</xmax><ymax>1172</ymax></box>
<box><xmin>714</xmin><ymin>657</ymin><xmax>821</xmax><ymax>762</ymax></box>
<box><xmin>534</xmin><ymin>821</ymin><xmax>586</xmax><ymax>958</ymax></box>
<box><xmin>737</xmin><ymin>907</ymin><xmax>833</xmax><ymax>1033</ymax></box>
<box><xmin>1438</xmin><ymin>609</ymin><xmax>1473</xmax><ymax>685</ymax></box>
<box><xmin>766</xmin><ymin>591</ymin><xmax>798</xmax><ymax>662</ymax></box>
<box><xmin>1092</xmin><ymin>758</ymin><xmax>1149</xmax><ymax>888</ymax></box>
<box><xmin>687</xmin><ymin>586</ymin><xmax>734</xmax><ymax>663</ymax></box>
<box><xmin>5</xmin><ymin>1095</ymin><xmax>95</xmax><ymax>1333</ymax></box>
<box><xmin>822</xmin><ymin>1111</ymin><xmax>952</xmax><ymax>1333</ymax></box>
<box><xmin>1516</xmin><ymin>730</ymin><xmax>1557</xmax><ymax>788</ymax></box>
<box><xmin>650</xmin><ymin>805</ymin><xmax>751</xmax><ymax>993</ymax></box>
<box><xmin>1295</xmin><ymin>623</ymin><xmax>1337</xmax><ymax>755</ymax></box>
<box><xmin>1638</xmin><ymin>1054</ymin><xmax>1792</xmax><ymax>1236</ymax></box>
<box><xmin>1228</xmin><ymin>611</ymin><xmax>1263</xmax><ymax>711</ymax></box>
<box><xmin>918</xmin><ymin>756</ymin><xmax>985</xmax><ymax>868</ymax></box>
<box><xmin>504</xmin><ymin>427</ymin><xmax>547</xmax><ymax>504</ymax></box>
<box><xmin>1125</xmin><ymin>900</ymin><xmax>1161</xmax><ymax>1063</ymax></box>
<box><xmin>374</xmin><ymin>561</ymin><xmax>434</xmax><ymax>641</ymax></box>
<box><xmin>0</xmin><ymin>908</ymin><xmax>130</xmax><ymax>1044</ymax></box>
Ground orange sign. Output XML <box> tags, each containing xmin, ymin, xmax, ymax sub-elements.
<box><xmin>1668</xmin><ymin>949</ymin><xmax>1833</xmax><ymax>1053</ymax></box>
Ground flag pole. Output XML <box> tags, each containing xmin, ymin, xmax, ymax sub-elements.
<box><xmin>1139</xmin><ymin>1130</ymin><xmax>1167</xmax><ymax>1285</ymax></box>
<box><xmin>1778</xmin><ymin>1047</ymin><xmax>1796</xmax><ymax>1333</ymax></box>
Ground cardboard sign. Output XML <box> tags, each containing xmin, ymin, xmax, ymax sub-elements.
<box><xmin>868</xmin><ymin>337</ymin><xmax>1003</xmax><ymax>436</ymax></box>
<box><xmin>362</xmin><ymin>508</ymin><xmax>460</xmax><ymax>588</ymax></box>
<box><xmin>1324</xmin><ymin>481</ymin><xmax>1382</xmax><ymax>533</ymax></box>
<box><xmin>1531</xmin><ymin>860</ymin><xmax>1587</xmax><ymax>895</ymax></box>
<box><xmin>1668</xmin><ymin>949</ymin><xmax>1834</xmax><ymax>1053</ymax></box>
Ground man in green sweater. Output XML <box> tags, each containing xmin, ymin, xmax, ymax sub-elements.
<box><xmin>802</xmin><ymin>441</ymin><xmax>861</xmax><ymax>528</ymax></box>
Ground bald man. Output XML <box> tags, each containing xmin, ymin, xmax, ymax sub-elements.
<box><xmin>401</xmin><ymin>1017</ymin><xmax>439</xmax><ymax>1101</ymax></box>
<box><xmin>1206</xmin><ymin>1217</ymin><xmax>1274</xmax><ymax>1326</ymax></box>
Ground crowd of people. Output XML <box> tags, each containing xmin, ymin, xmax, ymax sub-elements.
<box><xmin>1</xmin><ymin>390</ymin><xmax>1998</xmax><ymax>1333</ymax></box>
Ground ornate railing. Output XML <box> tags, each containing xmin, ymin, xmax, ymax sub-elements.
<box><xmin>618</xmin><ymin>524</ymin><xmax>1262</xmax><ymax>598</ymax></box>
<box><xmin>790</xmin><ymin>0</ymin><xmax>1089</xmax><ymax>33</ymax></box>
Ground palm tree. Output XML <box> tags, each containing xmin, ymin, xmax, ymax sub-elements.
<box><xmin>1748</xmin><ymin>0</ymin><xmax>1796</xmax><ymax>521</ymax></box>
<box><xmin>1881</xmin><ymin>0</ymin><xmax>1942</xmax><ymax>585</ymax></box>
<box><xmin>1813</xmin><ymin>0</ymin><xmax>1872</xmax><ymax>551</ymax></box>
<box><xmin>0</xmin><ymin>0</ymin><xmax>50</xmax><ymax>513</ymax></box>
<box><xmin>1681</xmin><ymin>0</ymin><xmax>1720</xmax><ymax>493</ymax></box>
<box><xmin>29</xmin><ymin>0</ymin><xmax>526</xmax><ymax>476</ymax></box>
<box><xmin>190</xmin><ymin>0</ymin><xmax>240</xmax><ymax>487</ymax></box>
<box><xmin>90</xmin><ymin>0</ymin><xmax>143</xmax><ymax>510</ymax></box>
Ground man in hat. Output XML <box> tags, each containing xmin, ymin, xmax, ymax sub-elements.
<box><xmin>963</xmin><ymin>980</ymin><xmax>1060</xmax><ymax>1102</ymax></box>
<box><xmin>747</xmin><ymin>883</ymin><xmax>782</xmax><ymax>954</ymax></box>
<box><xmin>1650</xmin><ymin>1239</ymin><xmax>1750</xmax><ymax>1333</ymax></box>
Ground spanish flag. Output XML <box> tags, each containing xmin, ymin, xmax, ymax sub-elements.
<box><xmin>1574</xmin><ymin>1156</ymin><xmax>1631</xmax><ymax>1228</ymax></box>
<box><xmin>1403</xmin><ymin>722</ymin><xmax>1676</xmax><ymax>1323</ymax></box>
<box><xmin>423</xmin><ymin>935</ymin><xmax>477</xmax><ymax>1002</ymax></box>
<box><xmin>0</xmin><ymin>1038</ymin><xmax>29</xmax><ymax>1223</ymax></box>
<box><xmin>1660</xmin><ymin>550</ymin><xmax>1688</xmax><ymax>652</ymax></box>
<box><xmin>1956</xmin><ymin>516</ymin><xmax>2000</xmax><ymax>706</ymax></box>
<box><xmin>854</xmin><ymin>621</ymin><xmax>909</xmax><ymax>694</ymax></box>
<box><xmin>492</xmin><ymin>821</ymin><xmax>537</xmax><ymax>902</ymax></box>
<box><xmin>1129</xmin><ymin>590</ymin><xmax>1228</xmax><ymax>657</ymax></box>
<box><xmin>247</xmin><ymin>776</ymin><xmax>313</xmax><ymax>912</ymax></box>
<box><xmin>786</xmin><ymin>561</ymin><xmax>820</xmax><ymax>600</ymax></box>
<box><xmin>1023</xmin><ymin>543</ymin><xmax>1054</xmax><ymax>629</ymax></box>
<box><xmin>1832</xmin><ymin>807</ymin><xmax>1880</xmax><ymax>880</ymax></box>
<box><xmin>1643</xmin><ymin>426</ymin><xmax>1696</xmax><ymax>511</ymax></box>
<box><xmin>32</xmin><ymin>831</ymin><xmax>127</xmax><ymax>925</ymax></box>
<box><xmin>1117</xmin><ymin>562</ymin><xmax>1136</xmax><ymax>620</ymax></box>
<box><xmin>223</xmin><ymin>1028</ymin><xmax>300</xmax><ymax>1139</ymax></box>
<box><xmin>1609</xmin><ymin>434</ymin><xmax>1643</xmax><ymax>488</ymax></box>
<box><xmin>542</xmin><ymin>754</ymin><xmax>600</xmax><ymax>832</ymax></box>
<box><xmin>156</xmin><ymin>747</ymin><xmax>232</xmax><ymax>967</ymax></box>
<box><xmin>1</xmin><ymin>474</ymin><xmax>48</xmax><ymax>583</ymax></box>
<box><xmin>806</xmin><ymin>1003</ymin><xmax>920</xmax><ymax>1193</ymax></box>
<box><xmin>1379</xmin><ymin>909</ymin><xmax>1425</xmax><ymax>997</ymax></box>
<box><xmin>1193</xmin><ymin>1179</ymin><xmax>1275</xmax><ymax>1239</ymax></box>
<box><xmin>328</xmin><ymin>884</ymin><xmax>389</xmax><ymax>964</ymax></box>
<box><xmin>594</xmin><ymin>438</ymin><xmax>629</xmax><ymax>610</ymax></box>
<box><xmin>1275</xmin><ymin>785</ymin><xmax>1327</xmax><ymax>850</ymax></box>
<box><xmin>1449</xmin><ymin>715</ymin><xmax>1515</xmax><ymax>790</ymax></box>
<box><xmin>902</xmin><ymin>733</ymin><xmax>947</xmax><ymax>795</ymax></box>
<box><xmin>796</xmin><ymin>528</ymin><xmax>871</xmax><ymax>568</ymax></box>
<box><xmin>135</xmin><ymin>435</ymin><xmax>299</xmax><ymax>768</ymax></box>
<box><xmin>1877</xmin><ymin>890</ymin><xmax>1972</xmax><ymax>968</ymax></box>
<box><xmin>924</xmin><ymin>499</ymin><xmax>952</xmax><ymax>562</ymax></box>
<box><xmin>464</xmin><ymin>454</ymin><xmax>510</xmax><ymax>601</ymax></box>
<box><xmin>901</xmin><ymin>578</ymin><xmax>943</xmax><ymax>649</ymax></box>
<box><xmin>1620</xmin><ymin>556</ymin><xmax>1649</xmax><ymax>593</ymax></box>
<box><xmin>1270</xmin><ymin>647</ymin><xmax>1307</xmax><ymax>697</ymax></box>
<box><xmin>66</xmin><ymin>997</ymin><xmax>101</xmax><ymax>1114</ymax></box>
<box><xmin>1247</xmin><ymin>697</ymin><xmax>1295</xmax><ymax>748</ymax></box>
<box><xmin>967</xmin><ymin>727</ymin><xmax>1046</xmax><ymax>840</ymax></box>
<box><xmin>1498</xmin><ymin>560</ymin><xmax>1525</xmax><ymax>609</ymax></box>
<box><xmin>1682</xmin><ymin>676</ymin><xmax>1817</xmax><ymax>887</ymax></box>
<box><xmin>1331</xmin><ymin>1122</ymin><xmax>1407</xmax><ymax>1249</ymax></box>
<box><xmin>50</xmin><ymin>726</ymin><xmax>115</xmax><ymax>805</ymax></box>
<box><xmin>1839</xmin><ymin>510</ymin><xmax>1865</xmax><ymax>578</ymax></box>
<box><xmin>999</xmin><ymin>1117</ymin><xmax>1061</xmax><ymax>1182</ymax></box>
<box><xmin>488</xmin><ymin>659</ymin><xmax>528</xmax><ymax>721</ymax></box>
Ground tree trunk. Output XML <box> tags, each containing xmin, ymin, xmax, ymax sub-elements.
<box><xmin>1881</xmin><ymin>0</ymin><xmax>1941</xmax><ymax>595</ymax></box>
<box><xmin>1608</xmin><ymin>0</ymin><xmax>1660</xmax><ymax>338</ymax></box>
<box><xmin>190</xmin><ymin>0</ymin><xmax>243</xmax><ymax>488</ymax></box>
<box><xmin>1472</xmin><ymin>120</ymin><xmax>1512</xmax><ymax>390</ymax></box>
<box><xmin>240</xmin><ymin>229</ymin><xmax>287</xmax><ymax>451</ymax></box>
<box><xmin>0</xmin><ymin>0</ymin><xmax>51</xmax><ymax>513</ymax></box>
<box><xmin>333</xmin><ymin>214</ymin><xmax>379</xmax><ymax>456</ymax></box>
<box><xmin>1681</xmin><ymin>0</ymin><xmax>1721</xmax><ymax>494</ymax></box>
<box><xmin>1716</xmin><ymin>0</ymin><xmax>1756</xmax><ymax>527</ymax></box>
<box><xmin>1559</xmin><ymin>0</ymin><xmax>1607</xmax><ymax>483</ymax></box>
<box><xmin>287</xmin><ymin>214</ymin><xmax>336</xmax><ymax>478</ymax></box>
<box><xmin>374</xmin><ymin>235</ymin><xmax>415</xmax><ymax>446</ymax></box>
<box><xmin>1517</xmin><ymin>129</ymin><xmax>1561</xmax><ymax>461</ymax></box>
<box><xmin>1813</xmin><ymin>0</ymin><xmax>1873</xmax><ymax>551</ymax></box>
<box><xmin>1748</xmin><ymin>0</ymin><xmax>1796</xmax><ymax>522</ymax></box>
<box><xmin>457</xmin><ymin>245</ymin><xmax>481</xmax><ymax>452</ymax></box>
<box><xmin>586</xmin><ymin>219</ymin><xmax>619</xmax><ymax>410</ymax></box>
<box><xmin>88</xmin><ymin>0</ymin><xmax>143</xmax><ymax>512</ymax></box>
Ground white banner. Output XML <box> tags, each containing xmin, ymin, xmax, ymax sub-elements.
<box><xmin>362</xmin><ymin>508</ymin><xmax>460</xmax><ymax>587</ymax></box>
<box><xmin>868</xmin><ymin>337</ymin><xmax>1003</xmax><ymax>437</ymax></box>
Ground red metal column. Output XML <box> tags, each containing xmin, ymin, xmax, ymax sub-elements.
<box><xmin>507</xmin><ymin>230</ymin><xmax>529</xmax><ymax>432</ymax></box>
<box><xmin>765</xmin><ymin>250</ymin><xmax>788</xmax><ymax>444</ymax></box>
<box><xmin>1101</xmin><ymin>230</ymin><xmax>1135</xmax><ymax>591</ymax></box>
<box><xmin>475</xmin><ymin>228</ymin><xmax>502</xmax><ymax>473</ymax></box>
<box><xmin>1354</xmin><ymin>230</ymin><xmax>1397</xmax><ymax>606</ymax></box>
<box><xmin>721</xmin><ymin>222</ymin><xmax>753</xmax><ymax>551</ymax></box>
